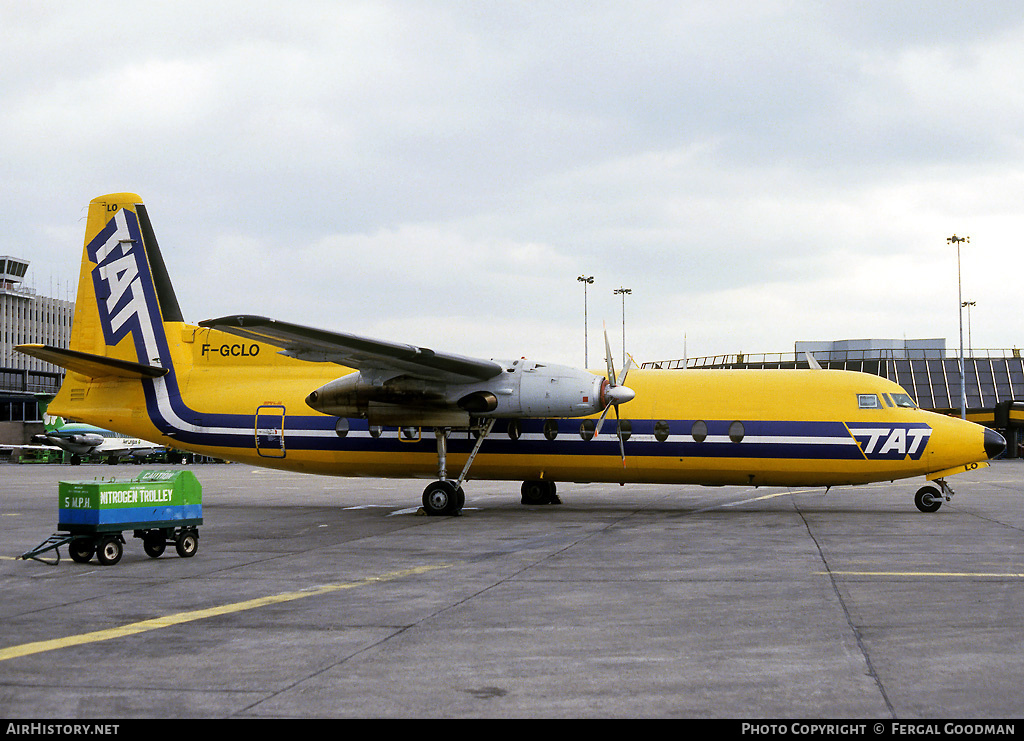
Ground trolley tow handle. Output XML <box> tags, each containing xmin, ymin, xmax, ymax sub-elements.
<box><xmin>19</xmin><ymin>533</ymin><xmax>74</xmax><ymax>566</ymax></box>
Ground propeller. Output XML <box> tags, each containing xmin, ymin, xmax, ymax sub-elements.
<box><xmin>593</xmin><ymin>326</ymin><xmax>636</xmax><ymax>464</ymax></box>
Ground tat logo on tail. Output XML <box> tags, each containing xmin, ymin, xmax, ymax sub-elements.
<box><xmin>87</xmin><ymin>207</ymin><xmax>162</xmax><ymax>361</ymax></box>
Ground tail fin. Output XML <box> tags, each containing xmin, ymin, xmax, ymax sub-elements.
<box><xmin>43</xmin><ymin>413</ymin><xmax>64</xmax><ymax>433</ymax></box>
<box><xmin>19</xmin><ymin>193</ymin><xmax>181</xmax><ymax>376</ymax></box>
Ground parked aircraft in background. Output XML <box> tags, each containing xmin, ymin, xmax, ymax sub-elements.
<box><xmin>2</xmin><ymin>415</ymin><xmax>165</xmax><ymax>464</ymax></box>
<box><xmin>18</xmin><ymin>194</ymin><xmax>1004</xmax><ymax>514</ymax></box>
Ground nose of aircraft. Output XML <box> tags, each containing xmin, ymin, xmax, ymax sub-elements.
<box><xmin>985</xmin><ymin>427</ymin><xmax>1006</xmax><ymax>459</ymax></box>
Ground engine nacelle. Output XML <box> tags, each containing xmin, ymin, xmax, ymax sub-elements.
<box><xmin>509</xmin><ymin>360</ymin><xmax>607</xmax><ymax>417</ymax></box>
<box><xmin>305</xmin><ymin>358</ymin><xmax>626</xmax><ymax>422</ymax></box>
<box><xmin>304</xmin><ymin>371</ymin><xmax>448</xmax><ymax>418</ymax></box>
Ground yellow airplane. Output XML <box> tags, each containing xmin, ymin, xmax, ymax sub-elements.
<box><xmin>19</xmin><ymin>193</ymin><xmax>1005</xmax><ymax>516</ymax></box>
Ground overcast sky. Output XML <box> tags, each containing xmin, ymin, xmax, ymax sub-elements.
<box><xmin>2</xmin><ymin>1</ymin><xmax>1022</xmax><ymax>368</ymax></box>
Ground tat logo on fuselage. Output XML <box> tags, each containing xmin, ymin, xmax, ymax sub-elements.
<box><xmin>846</xmin><ymin>423</ymin><xmax>932</xmax><ymax>460</ymax></box>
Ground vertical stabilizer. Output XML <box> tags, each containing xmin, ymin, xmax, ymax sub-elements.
<box><xmin>25</xmin><ymin>194</ymin><xmax>184</xmax><ymax>432</ymax></box>
<box><xmin>69</xmin><ymin>193</ymin><xmax>180</xmax><ymax>367</ymax></box>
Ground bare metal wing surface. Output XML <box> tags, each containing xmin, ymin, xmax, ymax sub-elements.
<box><xmin>199</xmin><ymin>315</ymin><xmax>503</xmax><ymax>383</ymax></box>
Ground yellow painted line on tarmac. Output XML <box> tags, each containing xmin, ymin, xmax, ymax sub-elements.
<box><xmin>0</xmin><ymin>563</ymin><xmax>452</xmax><ymax>663</ymax></box>
<box><xmin>821</xmin><ymin>571</ymin><xmax>1024</xmax><ymax>578</ymax></box>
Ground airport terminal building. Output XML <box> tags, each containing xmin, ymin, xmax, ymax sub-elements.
<box><xmin>643</xmin><ymin>338</ymin><xmax>1023</xmax><ymax>458</ymax></box>
<box><xmin>0</xmin><ymin>256</ymin><xmax>71</xmax><ymax>441</ymax></box>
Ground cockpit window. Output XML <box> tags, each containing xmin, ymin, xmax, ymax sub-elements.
<box><xmin>890</xmin><ymin>393</ymin><xmax>917</xmax><ymax>408</ymax></box>
<box><xmin>858</xmin><ymin>394</ymin><xmax>881</xmax><ymax>409</ymax></box>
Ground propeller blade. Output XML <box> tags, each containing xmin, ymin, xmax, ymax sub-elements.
<box><xmin>593</xmin><ymin>403</ymin><xmax>612</xmax><ymax>438</ymax></box>
<box><xmin>619</xmin><ymin>354</ymin><xmax>634</xmax><ymax>385</ymax></box>
<box><xmin>614</xmin><ymin>405</ymin><xmax>626</xmax><ymax>465</ymax></box>
<box><xmin>603</xmin><ymin>324</ymin><xmax>617</xmax><ymax>388</ymax></box>
<box><xmin>593</xmin><ymin>325</ymin><xmax>635</xmax><ymax>463</ymax></box>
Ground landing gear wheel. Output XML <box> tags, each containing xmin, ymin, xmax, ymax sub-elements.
<box><xmin>521</xmin><ymin>480</ymin><xmax>559</xmax><ymax>505</ymax></box>
<box><xmin>422</xmin><ymin>480</ymin><xmax>462</xmax><ymax>516</ymax></box>
<box><xmin>915</xmin><ymin>485</ymin><xmax>943</xmax><ymax>513</ymax></box>
<box><xmin>96</xmin><ymin>536</ymin><xmax>123</xmax><ymax>565</ymax></box>
<box><xmin>69</xmin><ymin>538</ymin><xmax>94</xmax><ymax>563</ymax></box>
<box><xmin>143</xmin><ymin>532</ymin><xmax>166</xmax><ymax>558</ymax></box>
<box><xmin>175</xmin><ymin>529</ymin><xmax>199</xmax><ymax>558</ymax></box>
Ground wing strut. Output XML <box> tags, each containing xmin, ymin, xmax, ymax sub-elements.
<box><xmin>454</xmin><ymin>418</ymin><xmax>496</xmax><ymax>490</ymax></box>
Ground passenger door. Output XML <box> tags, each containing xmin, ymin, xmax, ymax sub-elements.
<box><xmin>255</xmin><ymin>405</ymin><xmax>286</xmax><ymax>458</ymax></box>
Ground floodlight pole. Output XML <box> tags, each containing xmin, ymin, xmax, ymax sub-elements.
<box><xmin>578</xmin><ymin>275</ymin><xmax>594</xmax><ymax>367</ymax></box>
<box><xmin>948</xmin><ymin>234</ymin><xmax>969</xmax><ymax>420</ymax></box>
<box><xmin>613</xmin><ymin>287</ymin><xmax>632</xmax><ymax>365</ymax></box>
<box><xmin>962</xmin><ymin>301</ymin><xmax>975</xmax><ymax>357</ymax></box>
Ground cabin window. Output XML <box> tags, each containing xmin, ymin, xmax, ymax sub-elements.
<box><xmin>858</xmin><ymin>394</ymin><xmax>881</xmax><ymax>409</ymax></box>
<box><xmin>580</xmin><ymin>419</ymin><xmax>596</xmax><ymax>441</ymax></box>
<box><xmin>654</xmin><ymin>420</ymin><xmax>670</xmax><ymax>442</ymax></box>
<box><xmin>617</xmin><ymin>419</ymin><xmax>632</xmax><ymax>442</ymax></box>
<box><xmin>729</xmin><ymin>421</ymin><xmax>745</xmax><ymax>443</ymax></box>
<box><xmin>335</xmin><ymin>418</ymin><xmax>349</xmax><ymax>438</ymax></box>
<box><xmin>543</xmin><ymin>419</ymin><xmax>559</xmax><ymax>441</ymax></box>
<box><xmin>882</xmin><ymin>393</ymin><xmax>894</xmax><ymax>407</ymax></box>
<box><xmin>691</xmin><ymin>420</ymin><xmax>707</xmax><ymax>443</ymax></box>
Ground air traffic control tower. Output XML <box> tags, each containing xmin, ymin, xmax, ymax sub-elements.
<box><xmin>644</xmin><ymin>338</ymin><xmax>1024</xmax><ymax>458</ymax></box>
<box><xmin>1</xmin><ymin>256</ymin><xmax>74</xmax><ymax>441</ymax></box>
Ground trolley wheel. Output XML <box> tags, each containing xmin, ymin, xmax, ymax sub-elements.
<box><xmin>69</xmin><ymin>538</ymin><xmax>94</xmax><ymax>563</ymax></box>
<box><xmin>175</xmin><ymin>529</ymin><xmax>199</xmax><ymax>558</ymax></box>
<box><xmin>96</xmin><ymin>535</ymin><xmax>123</xmax><ymax>566</ymax></box>
<box><xmin>143</xmin><ymin>532</ymin><xmax>166</xmax><ymax>558</ymax></box>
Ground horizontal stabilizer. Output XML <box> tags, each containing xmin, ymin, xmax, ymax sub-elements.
<box><xmin>16</xmin><ymin>344</ymin><xmax>168</xmax><ymax>379</ymax></box>
<box><xmin>200</xmin><ymin>315</ymin><xmax>504</xmax><ymax>382</ymax></box>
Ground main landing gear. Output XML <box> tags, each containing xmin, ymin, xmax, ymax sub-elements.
<box><xmin>419</xmin><ymin>420</ymin><xmax>568</xmax><ymax>515</ymax></box>
<box><xmin>521</xmin><ymin>480</ymin><xmax>560</xmax><ymax>505</ymax></box>
<box><xmin>915</xmin><ymin>478</ymin><xmax>955</xmax><ymax>513</ymax></box>
<box><xmin>421</xmin><ymin>419</ymin><xmax>496</xmax><ymax>517</ymax></box>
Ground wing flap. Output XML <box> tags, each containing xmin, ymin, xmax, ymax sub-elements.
<box><xmin>199</xmin><ymin>315</ymin><xmax>503</xmax><ymax>382</ymax></box>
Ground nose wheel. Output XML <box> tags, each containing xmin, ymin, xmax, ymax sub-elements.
<box><xmin>914</xmin><ymin>486</ymin><xmax>942</xmax><ymax>512</ymax></box>
<box><xmin>915</xmin><ymin>479</ymin><xmax>953</xmax><ymax>513</ymax></box>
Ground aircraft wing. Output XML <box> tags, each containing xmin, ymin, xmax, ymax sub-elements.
<box><xmin>0</xmin><ymin>443</ymin><xmax>63</xmax><ymax>452</ymax></box>
<box><xmin>199</xmin><ymin>315</ymin><xmax>504</xmax><ymax>383</ymax></box>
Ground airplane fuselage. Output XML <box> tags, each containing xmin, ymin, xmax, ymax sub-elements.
<box><xmin>29</xmin><ymin>193</ymin><xmax>1003</xmax><ymax>515</ymax></box>
<box><xmin>51</xmin><ymin>322</ymin><xmax>993</xmax><ymax>488</ymax></box>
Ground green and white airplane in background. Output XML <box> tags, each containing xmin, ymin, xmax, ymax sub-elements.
<box><xmin>4</xmin><ymin>407</ymin><xmax>165</xmax><ymax>464</ymax></box>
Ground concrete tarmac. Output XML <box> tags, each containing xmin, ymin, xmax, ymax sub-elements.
<box><xmin>1</xmin><ymin>460</ymin><xmax>1022</xmax><ymax>719</ymax></box>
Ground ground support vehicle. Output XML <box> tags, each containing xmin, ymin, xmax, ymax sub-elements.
<box><xmin>19</xmin><ymin>470</ymin><xmax>202</xmax><ymax>566</ymax></box>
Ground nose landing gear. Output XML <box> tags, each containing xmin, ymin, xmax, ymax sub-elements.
<box><xmin>915</xmin><ymin>478</ymin><xmax>955</xmax><ymax>513</ymax></box>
